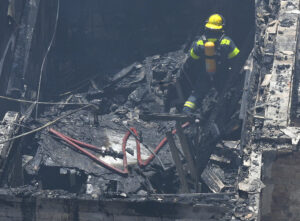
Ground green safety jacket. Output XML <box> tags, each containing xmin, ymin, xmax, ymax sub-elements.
<box><xmin>190</xmin><ymin>35</ymin><xmax>240</xmax><ymax>61</ymax></box>
<box><xmin>176</xmin><ymin>34</ymin><xmax>240</xmax><ymax>109</ymax></box>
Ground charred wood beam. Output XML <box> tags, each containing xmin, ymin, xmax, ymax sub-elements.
<box><xmin>0</xmin><ymin>111</ymin><xmax>21</xmax><ymax>187</ymax></box>
<box><xmin>175</xmin><ymin>81</ymin><xmax>185</xmax><ymax>103</ymax></box>
<box><xmin>6</xmin><ymin>0</ymin><xmax>40</xmax><ymax>97</ymax></box>
<box><xmin>175</xmin><ymin>122</ymin><xmax>198</xmax><ymax>191</ymax></box>
<box><xmin>103</xmin><ymin>62</ymin><xmax>139</xmax><ymax>92</ymax></box>
<box><xmin>0</xmin><ymin>33</ymin><xmax>15</xmax><ymax>87</ymax></box>
<box><xmin>166</xmin><ymin>131</ymin><xmax>189</xmax><ymax>193</ymax></box>
<box><xmin>239</xmin><ymin>51</ymin><xmax>254</xmax><ymax>121</ymax></box>
<box><xmin>140</xmin><ymin>113</ymin><xmax>193</xmax><ymax>122</ymax></box>
<box><xmin>201</xmin><ymin>164</ymin><xmax>225</xmax><ymax>193</ymax></box>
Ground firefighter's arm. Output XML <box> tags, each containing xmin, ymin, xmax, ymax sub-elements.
<box><xmin>226</xmin><ymin>39</ymin><xmax>240</xmax><ymax>71</ymax></box>
<box><xmin>190</xmin><ymin>40</ymin><xmax>204</xmax><ymax>60</ymax></box>
<box><xmin>176</xmin><ymin>40</ymin><xmax>202</xmax><ymax>80</ymax></box>
<box><xmin>182</xmin><ymin>40</ymin><xmax>204</xmax><ymax>73</ymax></box>
<box><xmin>227</xmin><ymin>40</ymin><xmax>240</xmax><ymax>60</ymax></box>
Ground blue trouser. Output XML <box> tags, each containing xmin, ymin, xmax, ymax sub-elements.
<box><xmin>183</xmin><ymin>73</ymin><xmax>213</xmax><ymax>113</ymax></box>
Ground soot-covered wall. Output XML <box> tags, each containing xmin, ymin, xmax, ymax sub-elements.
<box><xmin>44</xmin><ymin>0</ymin><xmax>254</xmax><ymax>95</ymax></box>
<box><xmin>0</xmin><ymin>0</ymin><xmax>254</xmax><ymax>104</ymax></box>
<box><xmin>262</xmin><ymin>152</ymin><xmax>300</xmax><ymax>221</ymax></box>
<box><xmin>0</xmin><ymin>0</ymin><xmax>26</xmax><ymax>117</ymax></box>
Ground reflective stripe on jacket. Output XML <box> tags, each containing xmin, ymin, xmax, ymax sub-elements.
<box><xmin>189</xmin><ymin>35</ymin><xmax>240</xmax><ymax>60</ymax></box>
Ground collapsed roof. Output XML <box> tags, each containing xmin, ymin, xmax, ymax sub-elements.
<box><xmin>1</xmin><ymin>0</ymin><xmax>300</xmax><ymax>220</ymax></box>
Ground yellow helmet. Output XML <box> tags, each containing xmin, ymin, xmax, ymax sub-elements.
<box><xmin>205</xmin><ymin>14</ymin><xmax>224</xmax><ymax>30</ymax></box>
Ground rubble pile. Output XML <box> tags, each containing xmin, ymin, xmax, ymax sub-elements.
<box><xmin>23</xmin><ymin>54</ymin><xmax>179</xmax><ymax>194</ymax></box>
<box><xmin>18</xmin><ymin>47</ymin><xmax>241</xmax><ymax>197</ymax></box>
<box><xmin>6</xmin><ymin>0</ymin><xmax>299</xmax><ymax>220</ymax></box>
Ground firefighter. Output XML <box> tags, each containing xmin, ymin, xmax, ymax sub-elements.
<box><xmin>181</xmin><ymin>14</ymin><xmax>240</xmax><ymax>114</ymax></box>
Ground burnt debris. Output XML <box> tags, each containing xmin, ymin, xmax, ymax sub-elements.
<box><xmin>3</xmin><ymin>0</ymin><xmax>300</xmax><ymax>220</ymax></box>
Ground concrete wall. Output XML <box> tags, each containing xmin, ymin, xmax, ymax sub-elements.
<box><xmin>0</xmin><ymin>0</ymin><xmax>24</xmax><ymax>116</ymax></box>
<box><xmin>45</xmin><ymin>0</ymin><xmax>254</xmax><ymax>94</ymax></box>
<box><xmin>262</xmin><ymin>151</ymin><xmax>300</xmax><ymax>221</ymax></box>
<box><xmin>0</xmin><ymin>191</ymin><xmax>234</xmax><ymax>221</ymax></box>
<box><xmin>0</xmin><ymin>0</ymin><xmax>254</xmax><ymax>102</ymax></box>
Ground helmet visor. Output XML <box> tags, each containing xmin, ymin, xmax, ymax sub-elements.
<box><xmin>205</xmin><ymin>23</ymin><xmax>223</xmax><ymax>30</ymax></box>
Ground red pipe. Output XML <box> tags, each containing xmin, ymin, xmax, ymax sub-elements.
<box><xmin>125</xmin><ymin>122</ymin><xmax>190</xmax><ymax>167</ymax></box>
<box><xmin>49</xmin><ymin>128</ymin><xmax>128</xmax><ymax>175</ymax></box>
<box><xmin>53</xmin><ymin>132</ymin><xmax>107</xmax><ymax>152</ymax></box>
<box><xmin>49</xmin><ymin>122</ymin><xmax>189</xmax><ymax>175</ymax></box>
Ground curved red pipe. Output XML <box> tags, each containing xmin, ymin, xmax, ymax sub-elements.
<box><xmin>49</xmin><ymin>122</ymin><xmax>189</xmax><ymax>175</ymax></box>
<box><xmin>49</xmin><ymin>128</ymin><xmax>128</xmax><ymax>175</ymax></box>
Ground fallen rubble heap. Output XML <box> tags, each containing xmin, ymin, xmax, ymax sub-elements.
<box><xmin>2</xmin><ymin>0</ymin><xmax>300</xmax><ymax>220</ymax></box>
<box><xmin>19</xmin><ymin>49</ymin><xmax>241</xmax><ymax>196</ymax></box>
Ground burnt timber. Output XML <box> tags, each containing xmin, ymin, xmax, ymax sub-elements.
<box><xmin>0</xmin><ymin>0</ymin><xmax>299</xmax><ymax>220</ymax></box>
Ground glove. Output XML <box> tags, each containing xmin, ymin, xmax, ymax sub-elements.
<box><xmin>183</xmin><ymin>106</ymin><xmax>193</xmax><ymax>115</ymax></box>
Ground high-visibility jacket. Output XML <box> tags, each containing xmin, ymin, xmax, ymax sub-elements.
<box><xmin>190</xmin><ymin>35</ymin><xmax>240</xmax><ymax>61</ymax></box>
<box><xmin>182</xmin><ymin>35</ymin><xmax>239</xmax><ymax>112</ymax></box>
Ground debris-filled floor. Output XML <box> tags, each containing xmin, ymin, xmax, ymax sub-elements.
<box><xmin>1</xmin><ymin>0</ymin><xmax>300</xmax><ymax>220</ymax></box>
<box><xmin>22</xmin><ymin>51</ymin><xmax>242</xmax><ymax>196</ymax></box>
